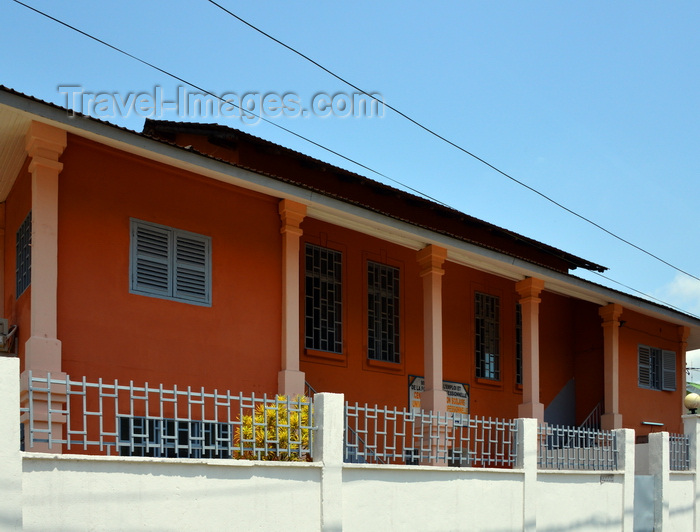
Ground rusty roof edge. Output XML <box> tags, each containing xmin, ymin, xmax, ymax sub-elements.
<box><xmin>143</xmin><ymin>118</ymin><xmax>608</xmax><ymax>274</ymax></box>
<box><xmin>0</xmin><ymin>86</ymin><xmax>606</xmax><ymax>273</ymax></box>
<box><xmin>3</xmin><ymin>86</ymin><xmax>700</xmax><ymax>338</ymax></box>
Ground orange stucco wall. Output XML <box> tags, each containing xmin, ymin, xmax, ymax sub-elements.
<box><xmin>55</xmin><ymin>135</ymin><xmax>282</xmax><ymax>394</ymax></box>
<box><xmin>299</xmin><ymin>218</ymin><xmax>609</xmax><ymax>421</ymax></box>
<box><xmin>3</xmin><ymin>132</ymin><xmax>686</xmax><ymax>432</ymax></box>
<box><xmin>572</xmin><ymin>301</ymin><xmax>605</xmax><ymax>424</ymax></box>
<box><xmin>618</xmin><ymin>308</ymin><xmax>685</xmax><ymax>434</ymax></box>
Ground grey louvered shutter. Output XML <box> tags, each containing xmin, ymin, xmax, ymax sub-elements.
<box><xmin>132</xmin><ymin>222</ymin><xmax>172</xmax><ymax>297</ymax></box>
<box><xmin>638</xmin><ymin>345</ymin><xmax>652</xmax><ymax>388</ymax></box>
<box><xmin>661</xmin><ymin>349</ymin><xmax>677</xmax><ymax>391</ymax></box>
<box><xmin>174</xmin><ymin>232</ymin><xmax>210</xmax><ymax>304</ymax></box>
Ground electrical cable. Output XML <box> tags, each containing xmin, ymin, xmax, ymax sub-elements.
<box><xmin>205</xmin><ymin>0</ymin><xmax>700</xmax><ymax>285</ymax></box>
<box><xmin>7</xmin><ymin>0</ymin><xmax>593</xmax><ymax>276</ymax></box>
<box><xmin>592</xmin><ymin>271</ymin><xmax>700</xmax><ymax>320</ymax></box>
<box><xmin>8</xmin><ymin>0</ymin><xmax>452</xmax><ymax>208</ymax></box>
<box><xmin>9</xmin><ymin>0</ymin><xmax>700</xmax><ymax>318</ymax></box>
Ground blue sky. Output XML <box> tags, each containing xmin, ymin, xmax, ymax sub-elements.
<box><xmin>3</xmin><ymin>1</ymin><xmax>700</xmax><ymax>364</ymax></box>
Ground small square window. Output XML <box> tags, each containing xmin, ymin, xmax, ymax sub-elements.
<box><xmin>638</xmin><ymin>345</ymin><xmax>676</xmax><ymax>391</ymax></box>
<box><xmin>130</xmin><ymin>219</ymin><xmax>211</xmax><ymax>306</ymax></box>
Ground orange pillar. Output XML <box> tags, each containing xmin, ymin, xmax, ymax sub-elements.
<box><xmin>516</xmin><ymin>277</ymin><xmax>545</xmax><ymax>422</ymax></box>
<box><xmin>20</xmin><ymin>121</ymin><xmax>67</xmax><ymax>452</ymax></box>
<box><xmin>416</xmin><ymin>245</ymin><xmax>448</xmax><ymax>413</ymax></box>
<box><xmin>599</xmin><ymin>303</ymin><xmax>623</xmax><ymax>430</ymax></box>
<box><xmin>278</xmin><ymin>199</ymin><xmax>307</xmax><ymax>397</ymax></box>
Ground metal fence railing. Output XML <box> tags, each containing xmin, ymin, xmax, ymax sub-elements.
<box><xmin>344</xmin><ymin>403</ymin><xmax>518</xmax><ymax>467</ymax></box>
<box><xmin>670</xmin><ymin>433</ymin><xmax>691</xmax><ymax>471</ymax></box>
<box><xmin>20</xmin><ymin>372</ymin><xmax>314</xmax><ymax>461</ymax></box>
<box><xmin>579</xmin><ymin>402</ymin><xmax>602</xmax><ymax>431</ymax></box>
<box><xmin>538</xmin><ymin>423</ymin><xmax>618</xmax><ymax>471</ymax></box>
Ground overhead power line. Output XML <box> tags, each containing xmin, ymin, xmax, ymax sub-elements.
<box><xmin>592</xmin><ymin>271</ymin><xmax>700</xmax><ymax>320</ymax></box>
<box><xmin>9</xmin><ymin>0</ymin><xmax>700</xmax><ymax>318</ymax></box>
<box><xmin>205</xmin><ymin>0</ymin><xmax>700</xmax><ymax>285</ymax></box>
<box><xmin>9</xmin><ymin>0</ymin><xmax>451</xmax><ymax>207</ymax></box>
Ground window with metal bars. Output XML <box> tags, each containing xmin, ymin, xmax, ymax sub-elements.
<box><xmin>515</xmin><ymin>303</ymin><xmax>522</xmax><ymax>385</ymax></box>
<box><xmin>367</xmin><ymin>261</ymin><xmax>400</xmax><ymax>363</ymax></box>
<box><xmin>305</xmin><ymin>244</ymin><xmax>343</xmax><ymax>353</ymax></box>
<box><xmin>130</xmin><ymin>219</ymin><xmax>211</xmax><ymax>306</ymax></box>
<box><xmin>475</xmin><ymin>292</ymin><xmax>500</xmax><ymax>380</ymax></box>
<box><xmin>638</xmin><ymin>345</ymin><xmax>676</xmax><ymax>391</ymax></box>
<box><xmin>16</xmin><ymin>211</ymin><xmax>31</xmax><ymax>297</ymax></box>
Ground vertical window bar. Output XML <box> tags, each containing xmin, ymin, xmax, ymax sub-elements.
<box><xmin>475</xmin><ymin>292</ymin><xmax>500</xmax><ymax>380</ymax></box>
<box><xmin>16</xmin><ymin>211</ymin><xmax>32</xmax><ymax>297</ymax></box>
<box><xmin>305</xmin><ymin>244</ymin><xmax>343</xmax><ymax>353</ymax></box>
<box><xmin>367</xmin><ymin>261</ymin><xmax>400</xmax><ymax>363</ymax></box>
<box><xmin>515</xmin><ymin>303</ymin><xmax>522</xmax><ymax>385</ymax></box>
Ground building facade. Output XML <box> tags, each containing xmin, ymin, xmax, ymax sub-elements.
<box><xmin>1</xmin><ymin>86</ymin><xmax>697</xmax><ymax>445</ymax></box>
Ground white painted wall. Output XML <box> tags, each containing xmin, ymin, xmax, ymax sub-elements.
<box><xmin>22</xmin><ymin>455</ymin><xmax>322</xmax><ymax>531</ymax></box>
<box><xmin>669</xmin><ymin>474</ymin><xmax>695</xmax><ymax>531</ymax></box>
<box><xmin>17</xmin><ymin>455</ymin><xmax>645</xmax><ymax>532</ymax></box>
<box><xmin>2</xmin><ymin>357</ymin><xmax>699</xmax><ymax>531</ymax></box>
<box><xmin>536</xmin><ymin>473</ymin><xmax>624</xmax><ymax>531</ymax></box>
<box><xmin>342</xmin><ymin>467</ymin><xmax>523</xmax><ymax>531</ymax></box>
<box><xmin>0</xmin><ymin>356</ymin><xmax>22</xmax><ymax>529</ymax></box>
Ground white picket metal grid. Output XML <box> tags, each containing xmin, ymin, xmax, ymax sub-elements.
<box><xmin>669</xmin><ymin>432</ymin><xmax>691</xmax><ymax>471</ymax></box>
<box><xmin>537</xmin><ymin>423</ymin><xmax>618</xmax><ymax>470</ymax></box>
<box><xmin>344</xmin><ymin>402</ymin><xmax>518</xmax><ymax>467</ymax></box>
<box><xmin>19</xmin><ymin>372</ymin><xmax>314</xmax><ymax>461</ymax></box>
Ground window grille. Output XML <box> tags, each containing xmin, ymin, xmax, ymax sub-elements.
<box><xmin>367</xmin><ymin>261</ymin><xmax>400</xmax><ymax>363</ymax></box>
<box><xmin>130</xmin><ymin>219</ymin><xmax>211</xmax><ymax>306</ymax></box>
<box><xmin>305</xmin><ymin>244</ymin><xmax>343</xmax><ymax>353</ymax></box>
<box><xmin>16</xmin><ymin>211</ymin><xmax>31</xmax><ymax>297</ymax></box>
<box><xmin>515</xmin><ymin>303</ymin><xmax>522</xmax><ymax>385</ymax></box>
<box><xmin>638</xmin><ymin>345</ymin><xmax>676</xmax><ymax>391</ymax></box>
<box><xmin>475</xmin><ymin>292</ymin><xmax>500</xmax><ymax>380</ymax></box>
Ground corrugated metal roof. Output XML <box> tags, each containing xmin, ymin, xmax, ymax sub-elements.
<box><xmin>143</xmin><ymin>119</ymin><xmax>608</xmax><ymax>274</ymax></box>
<box><xmin>1</xmin><ymin>85</ymin><xmax>699</xmax><ymax>340</ymax></box>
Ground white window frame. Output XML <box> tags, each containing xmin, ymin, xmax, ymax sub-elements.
<box><xmin>130</xmin><ymin>219</ymin><xmax>212</xmax><ymax>306</ymax></box>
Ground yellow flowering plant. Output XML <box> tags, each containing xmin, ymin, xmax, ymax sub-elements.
<box><xmin>234</xmin><ymin>395</ymin><xmax>312</xmax><ymax>461</ymax></box>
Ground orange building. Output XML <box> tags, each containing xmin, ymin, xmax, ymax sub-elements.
<box><xmin>1</xmin><ymin>86</ymin><xmax>698</xmax><ymax>439</ymax></box>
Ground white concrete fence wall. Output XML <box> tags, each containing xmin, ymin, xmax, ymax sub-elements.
<box><xmin>1</xmin><ymin>356</ymin><xmax>699</xmax><ymax>531</ymax></box>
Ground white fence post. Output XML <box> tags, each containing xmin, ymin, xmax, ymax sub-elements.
<box><xmin>615</xmin><ymin>428</ymin><xmax>635</xmax><ymax>532</ymax></box>
<box><xmin>684</xmin><ymin>415</ymin><xmax>700</xmax><ymax>531</ymax></box>
<box><xmin>649</xmin><ymin>431</ymin><xmax>670</xmax><ymax>531</ymax></box>
<box><xmin>0</xmin><ymin>356</ymin><xmax>23</xmax><ymax>529</ymax></box>
<box><xmin>313</xmin><ymin>393</ymin><xmax>345</xmax><ymax>532</ymax></box>
<box><xmin>516</xmin><ymin>418</ymin><xmax>538</xmax><ymax>532</ymax></box>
